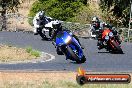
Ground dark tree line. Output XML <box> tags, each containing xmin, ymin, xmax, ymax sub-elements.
<box><xmin>29</xmin><ymin>0</ymin><xmax>88</xmax><ymax>23</ymax></box>
<box><xmin>100</xmin><ymin>0</ymin><xmax>132</xmax><ymax>27</ymax></box>
<box><xmin>0</xmin><ymin>0</ymin><xmax>22</xmax><ymax>30</ymax></box>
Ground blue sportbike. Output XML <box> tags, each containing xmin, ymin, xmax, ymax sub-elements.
<box><xmin>53</xmin><ymin>30</ymin><xmax>86</xmax><ymax>63</ymax></box>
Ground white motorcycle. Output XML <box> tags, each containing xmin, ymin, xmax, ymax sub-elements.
<box><xmin>38</xmin><ymin>20</ymin><xmax>59</xmax><ymax>40</ymax></box>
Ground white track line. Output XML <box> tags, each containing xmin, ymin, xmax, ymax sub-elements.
<box><xmin>0</xmin><ymin>52</ymin><xmax>55</xmax><ymax>64</ymax></box>
<box><xmin>40</xmin><ymin>52</ymin><xmax>55</xmax><ymax>63</ymax></box>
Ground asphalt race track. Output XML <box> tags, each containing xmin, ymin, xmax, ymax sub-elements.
<box><xmin>0</xmin><ymin>31</ymin><xmax>132</xmax><ymax>72</ymax></box>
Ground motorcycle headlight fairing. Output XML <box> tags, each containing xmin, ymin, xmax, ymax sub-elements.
<box><xmin>105</xmin><ymin>35</ymin><xmax>109</xmax><ymax>40</ymax></box>
<box><xmin>109</xmin><ymin>32</ymin><xmax>113</xmax><ymax>37</ymax></box>
<box><xmin>65</xmin><ymin>36</ymin><xmax>72</xmax><ymax>44</ymax></box>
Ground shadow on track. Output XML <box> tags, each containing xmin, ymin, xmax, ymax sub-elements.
<box><xmin>98</xmin><ymin>51</ymin><xmax>110</xmax><ymax>53</ymax></box>
<box><xmin>98</xmin><ymin>51</ymin><xmax>125</xmax><ymax>54</ymax></box>
<box><xmin>69</xmin><ymin>61</ymin><xmax>86</xmax><ymax>64</ymax></box>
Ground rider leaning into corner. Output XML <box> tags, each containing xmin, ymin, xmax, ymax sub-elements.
<box><xmin>90</xmin><ymin>16</ymin><xmax>121</xmax><ymax>50</ymax></box>
<box><xmin>51</xmin><ymin>20</ymin><xmax>84</xmax><ymax>49</ymax></box>
<box><xmin>33</xmin><ymin>11</ymin><xmax>53</xmax><ymax>38</ymax></box>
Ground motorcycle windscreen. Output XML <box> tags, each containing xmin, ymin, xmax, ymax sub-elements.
<box><xmin>55</xmin><ymin>31</ymin><xmax>70</xmax><ymax>46</ymax></box>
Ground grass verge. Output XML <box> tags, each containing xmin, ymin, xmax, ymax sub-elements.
<box><xmin>26</xmin><ymin>46</ymin><xmax>41</xmax><ymax>57</ymax></box>
<box><xmin>0</xmin><ymin>45</ymin><xmax>41</xmax><ymax>62</ymax></box>
<box><xmin>0</xmin><ymin>72</ymin><xmax>131</xmax><ymax>88</ymax></box>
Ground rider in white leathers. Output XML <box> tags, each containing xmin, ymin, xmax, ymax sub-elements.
<box><xmin>33</xmin><ymin>11</ymin><xmax>53</xmax><ymax>36</ymax></box>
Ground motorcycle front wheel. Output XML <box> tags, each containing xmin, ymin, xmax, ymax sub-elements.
<box><xmin>67</xmin><ymin>46</ymin><xmax>86</xmax><ymax>63</ymax></box>
<box><xmin>110</xmin><ymin>40</ymin><xmax>123</xmax><ymax>54</ymax></box>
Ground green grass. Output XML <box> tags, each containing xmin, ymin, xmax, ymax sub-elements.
<box><xmin>26</xmin><ymin>46</ymin><xmax>41</xmax><ymax>57</ymax></box>
<box><xmin>1</xmin><ymin>80</ymin><xmax>131</xmax><ymax>88</ymax></box>
<box><xmin>58</xmin><ymin>80</ymin><xmax>132</xmax><ymax>88</ymax></box>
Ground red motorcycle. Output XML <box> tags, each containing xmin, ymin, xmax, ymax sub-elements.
<box><xmin>99</xmin><ymin>28</ymin><xmax>123</xmax><ymax>54</ymax></box>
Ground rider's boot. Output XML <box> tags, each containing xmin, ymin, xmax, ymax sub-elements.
<box><xmin>52</xmin><ymin>41</ymin><xmax>56</xmax><ymax>48</ymax></box>
<box><xmin>34</xmin><ymin>33</ymin><xmax>38</xmax><ymax>35</ymax></box>
<box><xmin>66</xmin><ymin>56</ymin><xmax>69</xmax><ymax>60</ymax></box>
<box><xmin>34</xmin><ymin>28</ymin><xmax>38</xmax><ymax>35</ymax></box>
<box><xmin>97</xmin><ymin>40</ymin><xmax>104</xmax><ymax>50</ymax></box>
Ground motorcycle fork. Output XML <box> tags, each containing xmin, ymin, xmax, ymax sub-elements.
<box><xmin>110</xmin><ymin>36</ymin><xmax>120</xmax><ymax>49</ymax></box>
<box><xmin>49</xmin><ymin>29</ymin><xmax>52</xmax><ymax>37</ymax></box>
<box><xmin>63</xmin><ymin>42</ymin><xmax>78</xmax><ymax>60</ymax></box>
<box><xmin>59</xmin><ymin>45</ymin><xmax>68</xmax><ymax>55</ymax></box>
<box><xmin>109</xmin><ymin>39</ymin><xmax>116</xmax><ymax>49</ymax></box>
<box><xmin>70</xmin><ymin>41</ymin><xmax>80</xmax><ymax>54</ymax></box>
<box><xmin>61</xmin><ymin>45</ymin><xmax>71</xmax><ymax>60</ymax></box>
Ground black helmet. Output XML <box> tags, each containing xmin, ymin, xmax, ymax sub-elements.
<box><xmin>92</xmin><ymin>16</ymin><xmax>99</xmax><ymax>23</ymax></box>
<box><xmin>38</xmin><ymin>11</ymin><xmax>45</xmax><ymax>19</ymax></box>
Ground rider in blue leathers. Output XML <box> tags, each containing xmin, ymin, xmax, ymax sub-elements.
<box><xmin>51</xmin><ymin>21</ymin><xmax>84</xmax><ymax>49</ymax></box>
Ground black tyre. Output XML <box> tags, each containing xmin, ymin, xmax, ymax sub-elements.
<box><xmin>111</xmin><ymin>40</ymin><xmax>123</xmax><ymax>54</ymax></box>
<box><xmin>37</xmin><ymin>28</ymin><xmax>50</xmax><ymax>41</ymax></box>
<box><xmin>76</xmin><ymin>56</ymin><xmax>86</xmax><ymax>63</ymax></box>
<box><xmin>76</xmin><ymin>75</ymin><xmax>86</xmax><ymax>85</ymax></box>
<box><xmin>81</xmin><ymin>56</ymin><xmax>86</xmax><ymax>63</ymax></box>
<box><xmin>67</xmin><ymin>46</ymin><xmax>86</xmax><ymax>63</ymax></box>
<box><xmin>37</xmin><ymin>30</ymin><xmax>46</xmax><ymax>39</ymax></box>
<box><xmin>42</xmin><ymin>29</ymin><xmax>52</xmax><ymax>39</ymax></box>
<box><xmin>56</xmin><ymin>47</ymin><xmax>63</xmax><ymax>55</ymax></box>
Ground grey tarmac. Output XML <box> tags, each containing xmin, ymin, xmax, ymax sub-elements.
<box><xmin>0</xmin><ymin>31</ymin><xmax>132</xmax><ymax>72</ymax></box>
